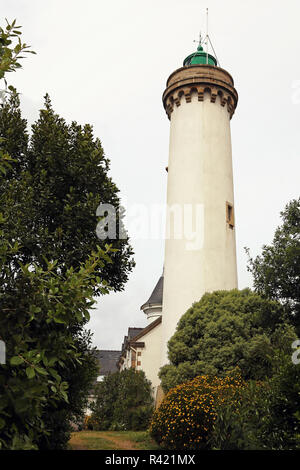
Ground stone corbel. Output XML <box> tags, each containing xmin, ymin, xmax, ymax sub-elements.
<box><xmin>184</xmin><ymin>89</ymin><xmax>192</xmax><ymax>103</ymax></box>
<box><xmin>198</xmin><ymin>87</ymin><xmax>205</xmax><ymax>101</ymax></box>
<box><xmin>173</xmin><ymin>92</ymin><xmax>181</xmax><ymax>107</ymax></box>
<box><xmin>210</xmin><ymin>87</ymin><xmax>218</xmax><ymax>103</ymax></box>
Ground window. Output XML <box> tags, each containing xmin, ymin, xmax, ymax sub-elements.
<box><xmin>226</xmin><ymin>202</ymin><xmax>234</xmax><ymax>229</ymax></box>
<box><xmin>131</xmin><ymin>350</ymin><xmax>136</xmax><ymax>369</ymax></box>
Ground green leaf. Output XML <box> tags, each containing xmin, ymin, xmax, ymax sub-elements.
<box><xmin>10</xmin><ymin>356</ymin><xmax>24</xmax><ymax>366</ymax></box>
<box><xmin>35</xmin><ymin>366</ymin><xmax>48</xmax><ymax>376</ymax></box>
<box><xmin>53</xmin><ymin>317</ymin><xmax>65</xmax><ymax>324</ymax></box>
<box><xmin>49</xmin><ymin>368</ymin><xmax>61</xmax><ymax>381</ymax></box>
<box><xmin>26</xmin><ymin>367</ymin><xmax>35</xmax><ymax>379</ymax></box>
<box><xmin>60</xmin><ymin>391</ymin><xmax>69</xmax><ymax>403</ymax></box>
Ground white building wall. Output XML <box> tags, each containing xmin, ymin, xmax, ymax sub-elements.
<box><xmin>161</xmin><ymin>91</ymin><xmax>237</xmax><ymax>365</ymax></box>
<box><xmin>137</xmin><ymin>322</ymin><xmax>162</xmax><ymax>394</ymax></box>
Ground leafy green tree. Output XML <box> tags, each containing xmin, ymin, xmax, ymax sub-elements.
<box><xmin>0</xmin><ymin>243</ymin><xmax>111</xmax><ymax>449</ymax></box>
<box><xmin>0</xmin><ymin>20</ymin><xmax>134</xmax><ymax>449</ymax></box>
<box><xmin>247</xmin><ymin>198</ymin><xmax>300</xmax><ymax>333</ymax></box>
<box><xmin>0</xmin><ymin>18</ymin><xmax>35</xmax><ymax>80</ymax></box>
<box><xmin>1</xmin><ymin>93</ymin><xmax>134</xmax><ymax>289</ymax></box>
<box><xmin>37</xmin><ymin>329</ymin><xmax>99</xmax><ymax>450</ymax></box>
<box><xmin>91</xmin><ymin>369</ymin><xmax>154</xmax><ymax>431</ymax></box>
<box><xmin>0</xmin><ymin>18</ymin><xmax>33</xmax><ymax>178</ymax></box>
<box><xmin>0</xmin><ymin>91</ymin><xmax>134</xmax><ymax>449</ymax></box>
<box><xmin>159</xmin><ymin>289</ymin><xmax>297</xmax><ymax>392</ymax></box>
<box><xmin>90</xmin><ymin>371</ymin><xmax>120</xmax><ymax>430</ymax></box>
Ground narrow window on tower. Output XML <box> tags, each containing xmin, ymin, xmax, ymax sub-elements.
<box><xmin>226</xmin><ymin>202</ymin><xmax>234</xmax><ymax>229</ymax></box>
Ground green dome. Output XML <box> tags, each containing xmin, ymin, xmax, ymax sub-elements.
<box><xmin>183</xmin><ymin>44</ymin><xmax>217</xmax><ymax>67</ymax></box>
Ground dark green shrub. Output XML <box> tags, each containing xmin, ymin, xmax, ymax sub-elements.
<box><xmin>210</xmin><ymin>356</ymin><xmax>300</xmax><ymax>450</ymax></box>
<box><xmin>210</xmin><ymin>381</ymin><xmax>270</xmax><ymax>450</ymax></box>
<box><xmin>91</xmin><ymin>369</ymin><xmax>154</xmax><ymax>431</ymax></box>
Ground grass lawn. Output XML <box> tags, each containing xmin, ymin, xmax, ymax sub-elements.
<box><xmin>69</xmin><ymin>430</ymin><xmax>160</xmax><ymax>450</ymax></box>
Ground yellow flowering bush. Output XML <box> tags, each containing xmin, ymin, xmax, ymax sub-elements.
<box><xmin>150</xmin><ymin>374</ymin><xmax>244</xmax><ymax>449</ymax></box>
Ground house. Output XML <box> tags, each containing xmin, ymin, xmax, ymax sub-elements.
<box><xmin>94</xmin><ymin>350</ymin><xmax>121</xmax><ymax>382</ymax></box>
<box><xmin>117</xmin><ymin>275</ymin><xmax>163</xmax><ymax>399</ymax></box>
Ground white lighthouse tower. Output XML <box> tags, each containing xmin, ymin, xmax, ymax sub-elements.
<box><xmin>160</xmin><ymin>40</ymin><xmax>239</xmax><ymax>365</ymax></box>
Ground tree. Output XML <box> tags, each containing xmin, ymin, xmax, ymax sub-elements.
<box><xmin>247</xmin><ymin>198</ymin><xmax>300</xmax><ymax>333</ymax></box>
<box><xmin>0</xmin><ymin>20</ymin><xmax>134</xmax><ymax>449</ymax></box>
<box><xmin>37</xmin><ymin>329</ymin><xmax>99</xmax><ymax>450</ymax></box>
<box><xmin>0</xmin><ymin>242</ymin><xmax>111</xmax><ymax>449</ymax></box>
<box><xmin>0</xmin><ymin>18</ymin><xmax>33</xmax><ymax>178</ymax></box>
<box><xmin>0</xmin><ymin>93</ymin><xmax>134</xmax><ymax>290</ymax></box>
<box><xmin>0</xmin><ymin>91</ymin><xmax>134</xmax><ymax>449</ymax></box>
<box><xmin>159</xmin><ymin>289</ymin><xmax>297</xmax><ymax>392</ymax></box>
<box><xmin>91</xmin><ymin>369</ymin><xmax>154</xmax><ymax>431</ymax></box>
<box><xmin>0</xmin><ymin>19</ymin><xmax>35</xmax><ymax>80</ymax></box>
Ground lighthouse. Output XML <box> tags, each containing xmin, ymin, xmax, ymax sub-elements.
<box><xmin>160</xmin><ymin>41</ymin><xmax>239</xmax><ymax>365</ymax></box>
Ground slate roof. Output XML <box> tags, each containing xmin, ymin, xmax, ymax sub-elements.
<box><xmin>129</xmin><ymin>316</ymin><xmax>162</xmax><ymax>342</ymax></box>
<box><xmin>140</xmin><ymin>275</ymin><xmax>164</xmax><ymax>310</ymax></box>
<box><xmin>120</xmin><ymin>327</ymin><xmax>144</xmax><ymax>354</ymax></box>
<box><xmin>94</xmin><ymin>350</ymin><xmax>121</xmax><ymax>375</ymax></box>
<box><xmin>128</xmin><ymin>327</ymin><xmax>144</xmax><ymax>339</ymax></box>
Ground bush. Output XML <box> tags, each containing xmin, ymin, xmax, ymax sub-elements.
<box><xmin>269</xmin><ymin>358</ymin><xmax>300</xmax><ymax>449</ymax></box>
<box><xmin>91</xmin><ymin>369</ymin><xmax>154</xmax><ymax>431</ymax></box>
<box><xmin>159</xmin><ymin>289</ymin><xmax>297</xmax><ymax>392</ymax></box>
<box><xmin>150</xmin><ymin>373</ymin><xmax>244</xmax><ymax>450</ymax></box>
<box><xmin>210</xmin><ymin>381</ymin><xmax>270</xmax><ymax>449</ymax></box>
<box><xmin>210</xmin><ymin>356</ymin><xmax>300</xmax><ymax>450</ymax></box>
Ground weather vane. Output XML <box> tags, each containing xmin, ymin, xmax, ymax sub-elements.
<box><xmin>193</xmin><ymin>32</ymin><xmax>203</xmax><ymax>48</ymax></box>
<box><xmin>191</xmin><ymin>8</ymin><xmax>220</xmax><ymax>66</ymax></box>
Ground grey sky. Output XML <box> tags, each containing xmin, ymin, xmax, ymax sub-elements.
<box><xmin>2</xmin><ymin>0</ymin><xmax>300</xmax><ymax>350</ymax></box>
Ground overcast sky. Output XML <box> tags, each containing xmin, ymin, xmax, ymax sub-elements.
<box><xmin>2</xmin><ymin>0</ymin><xmax>300</xmax><ymax>350</ymax></box>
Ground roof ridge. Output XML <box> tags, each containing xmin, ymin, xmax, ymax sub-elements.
<box><xmin>96</xmin><ymin>349</ymin><xmax>121</xmax><ymax>352</ymax></box>
<box><xmin>129</xmin><ymin>316</ymin><xmax>162</xmax><ymax>342</ymax></box>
